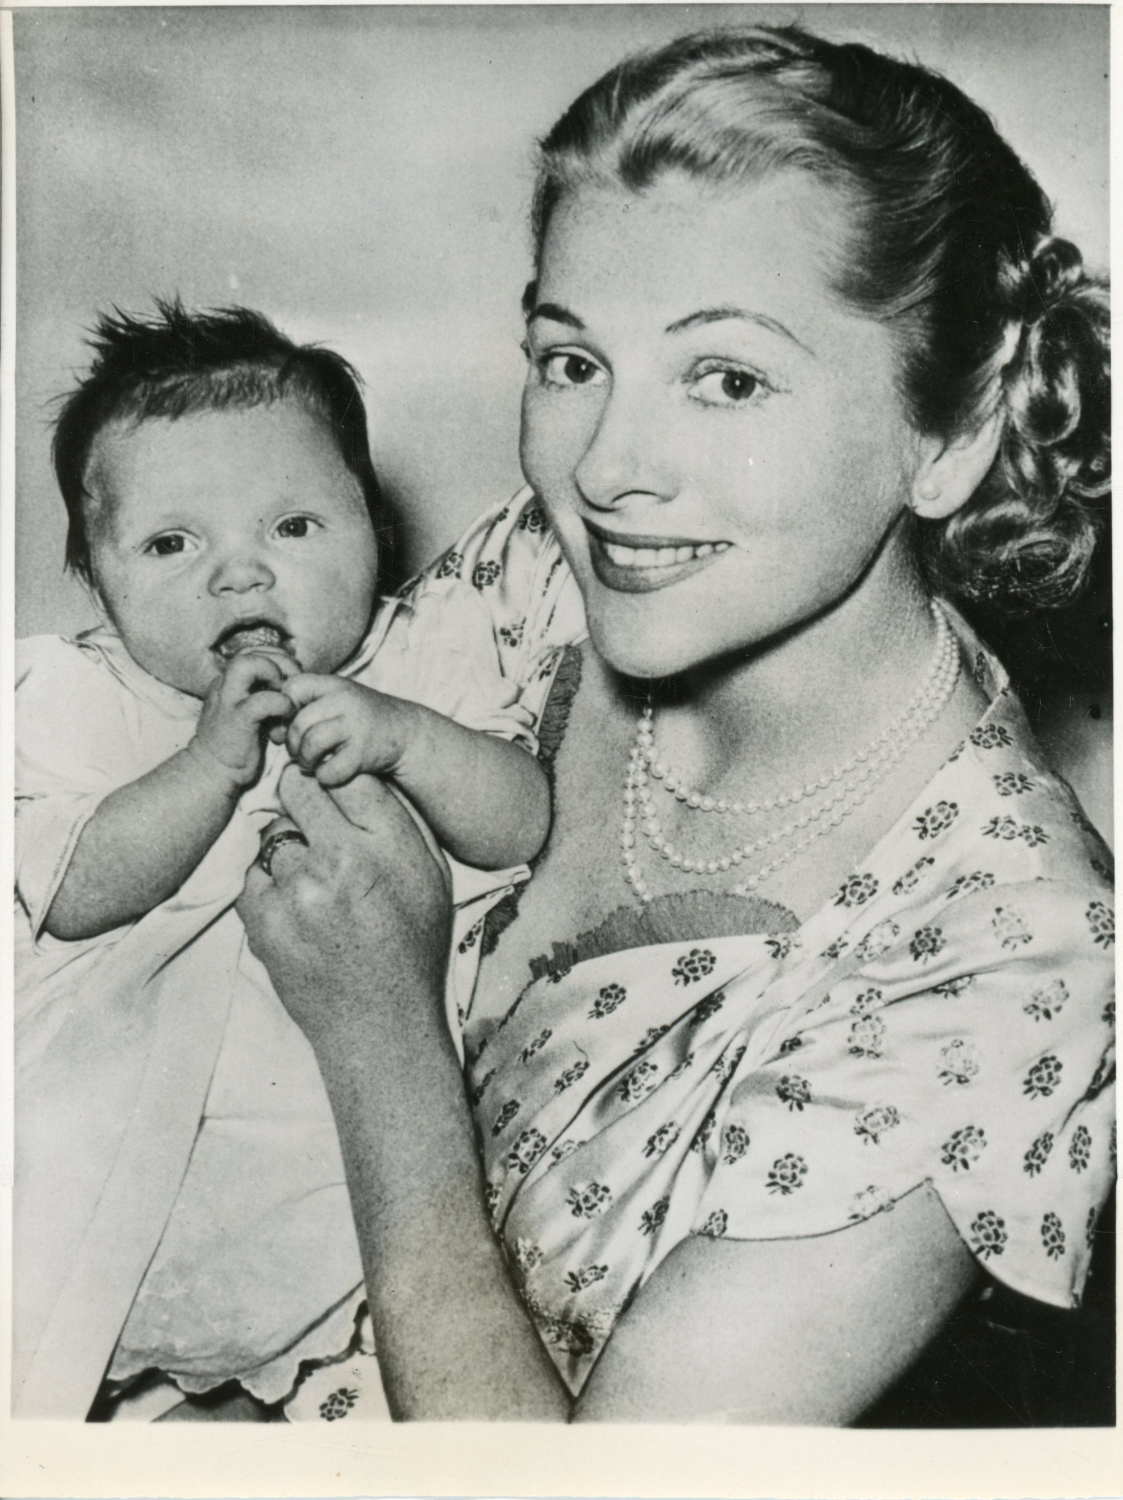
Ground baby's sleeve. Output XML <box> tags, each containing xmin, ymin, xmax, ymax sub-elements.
<box><xmin>369</xmin><ymin>488</ymin><xmax>584</xmax><ymax>753</ymax></box>
<box><xmin>691</xmin><ymin>878</ymin><xmax>1115</xmax><ymax>1311</ymax></box>
<box><xmin>15</xmin><ymin>638</ymin><xmax>139</xmax><ymax>937</ymax></box>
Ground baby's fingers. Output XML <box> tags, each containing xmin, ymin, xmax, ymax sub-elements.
<box><xmin>291</xmin><ymin>715</ymin><xmax>348</xmax><ymax>772</ymax></box>
<box><xmin>224</xmin><ymin>650</ymin><xmax>295</xmax><ymax>698</ymax></box>
<box><xmin>243</xmin><ymin>689</ymin><xmax>295</xmax><ymax>727</ymax></box>
<box><xmin>314</xmin><ymin>744</ymin><xmax>365</xmax><ymax>787</ymax></box>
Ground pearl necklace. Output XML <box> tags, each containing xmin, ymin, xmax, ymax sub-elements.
<box><xmin>620</xmin><ymin>602</ymin><xmax>960</xmax><ymax>904</ymax></box>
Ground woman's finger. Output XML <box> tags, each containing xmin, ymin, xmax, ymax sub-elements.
<box><xmin>276</xmin><ymin>760</ymin><xmax>367</xmax><ymax>843</ymax></box>
<box><xmin>257</xmin><ymin>815</ymin><xmax>309</xmax><ymax>878</ymax></box>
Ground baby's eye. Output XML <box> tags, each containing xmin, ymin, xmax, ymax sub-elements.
<box><xmin>275</xmin><ymin>516</ymin><xmax>319</xmax><ymax>539</ymax></box>
<box><xmin>146</xmin><ymin>533</ymin><xmax>189</xmax><ymax>556</ymax></box>
<box><xmin>539</xmin><ymin>352</ymin><xmax>607</xmax><ymax>389</ymax></box>
<box><xmin>690</xmin><ymin>367</ymin><xmax>765</xmax><ymax>407</ymax></box>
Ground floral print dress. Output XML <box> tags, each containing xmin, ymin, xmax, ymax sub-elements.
<box><xmin>386</xmin><ymin>488</ymin><xmax>1116</xmax><ymax>1399</ymax></box>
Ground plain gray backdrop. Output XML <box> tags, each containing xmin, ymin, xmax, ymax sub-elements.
<box><xmin>13</xmin><ymin>4</ymin><xmax>1109</xmax><ymax>640</ymax></box>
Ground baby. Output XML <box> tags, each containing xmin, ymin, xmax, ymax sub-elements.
<box><xmin>14</xmin><ymin>301</ymin><xmax>549</xmax><ymax>1420</ymax></box>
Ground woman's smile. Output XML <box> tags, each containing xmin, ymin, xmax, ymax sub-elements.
<box><xmin>585</xmin><ymin>517</ymin><xmax>732</xmax><ymax>593</ymax></box>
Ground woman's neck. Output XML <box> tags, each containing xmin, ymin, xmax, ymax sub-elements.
<box><xmin>622</xmin><ymin>538</ymin><xmax>942</xmax><ymax>799</ymax></box>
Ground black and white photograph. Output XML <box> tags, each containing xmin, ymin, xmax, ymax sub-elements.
<box><xmin>2</xmin><ymin>0</ymin><xmax>1115</xmax><ymax>1483</ymax></box>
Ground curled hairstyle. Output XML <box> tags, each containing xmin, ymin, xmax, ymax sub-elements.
<box><xmin>53</xmin><ymin>299</ymin><xmax>385</xmax><ymax>585</ymax></box>
<box><xmin>531</xmin><ymin>27</ymin><xmax>1110</xmax><ymax>610</ymax></box>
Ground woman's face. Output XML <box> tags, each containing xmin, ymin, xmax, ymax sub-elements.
<box><xmin>520</xmin><ymin>170</ymin><xmax>925</xmax><ymax>679</ymax></box>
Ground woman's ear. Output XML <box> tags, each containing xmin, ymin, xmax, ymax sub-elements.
<box><xmin>911</xmin><ymin>409</ymin><xmax>1005</xmax><ymax>520</ymax></box>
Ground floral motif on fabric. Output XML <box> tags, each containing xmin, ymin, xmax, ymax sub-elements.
<box><xmin>776</xmin><ymin>1075</ymin><xmax>812</xmax><ymax>1111</ymax></box>
<box><xmin>672</xmin><ymin>949</ymin><xmax>717</xmax><ymax>984</ymax></box>
<box><xmin>941</xmin><ymin>1124</ymin><xmax>987</xmax><ymax>1171</ymax></box>
<box><xmin>1041</xmin><ymin>1212</ymin><xmax>1066</xmax><ymax>1259</ymax></box>
<box><xmin>849</xmin><ymin>1184</ymin><xmax>895</xmax><ymax>1221</ymax></box>
<box><xmin>589</xmin><ymin>983</ymin><xmax>627</xmax><ymax>1019</ymax></box>
<box><xmin>520</xmin><ymin>1029</ymin><xmax>553</xmax><ymax>1063</ymax></box>
<box><xmin>993</xmin><ymin>772</ymin><xmax>1036</xmax><ymax>796</ymax></box>
<box><xmin>698</xmin><ymin>1209</ymin><xmax>728</xmax><ymax>1238</ymax></box>
<box><xmin>639</xmin><ymin>1195</ymin><xmax>670</xmax><ymax>1236</ymax></box>
<box><xmin>915</xmin><ymin>802</ymin><xmax>960</xmax><ymax>840</ymax></box>
<box><xmin>853</xmin><ymin>921</ymin><xmax>900</xmax><ymax>961</ymax></box>
<box><xmin>616</xmin><ymin>1060</ymin><xmax>659</xmax><ymax>1104</ymax></box>
<box><xmin>566</xmin><ymin>1182</ymin><xmax>612</xmax><ymax>1219</ymax></box>
<box><xmin>564</xmin><ymin>1264</ymin><xmax>609</xmax><ymax>1293</ymax></box>
<box><xmin>992</xmin><ymin>905</ymin><xmax>1033</xmax><ymax>949</ymax></box>
<box><xmin>849</xmin><ymin>1014</ymin><xmax>887</xmax><ymax>1059</ymax></box>
<box><xmin>1087</xmin><ymin>901</ymin><xmax>1115</xmax><ymax>948</ymax></box>
<box><xmin>766</xmin><ymin>1153</ymin><xmax>808</xmax><ymax>1195</ymax></box>
<box><xmin>945</xmin><ymin>871</ymin><xmax>995</xmax><ymax>900</ymax></box>
<box><xmin>938</xmin><ymin>1039</ymin><xmax>980</xmax><ymax>1086</ymax></box>
<box><xmin>491</xmin><ymin>1099</ymin><xmax>521</xmax><ymax>1135</ymax></box>
<box><xmin>1023</xmin><ymin>1054</ymin><xmax>1063</xmax><ymax>1099</ymax></box>
<box><xmin>969</xmin><ymin>1210</ymin><xmax>1008</xmax><ymax>1258</ymax></box>
<box><xmin>854</xmin><ymin>1103</ymin><xmax>901</xmax><ymax>1145</ymax></box>
<box><xmin>910</xmin><ymin>925</ymin><xmax>946</xmax><ymax>962</ymax></box>
<box><xmin>970</xmin><ymin>723</ymin><xmax>1013</xmax><ymax>749</ymax></box>
<box><xmin>722</xmin><ymin>1123</ymin><xmax>751</xmax><ymax>1163</ymax></box>
<box><xmin>472</xmin><ymin>560</ymin><xmax>501</xmax><ymax>589</ymax></box>
<box><xmin>554</xmin><ymin>1058</ymin><xmax>591</xmax><ymax>1095</ymax></box>
<box><xmin>1024</xmin><ymin>979</ymin><xmax>1069</xmax><ymax>1022</ymax></box>
<box><xmin>690</xmin><ymin>990</ymin><xmax>726</xmax><ymax>1026</ymax></box>
<box><xmin>1023</xmin><ymin>1131</ymin><xmax>1055</xmax><ymax>1177</ymax></box>
<box><xmin>893</xmin><ymin>855</ymin><xmax>936</xmax><ymax>895</ymax></box>
<box><xmin>435</xmin><ymin>549</ymin><xmax>463</xmax><ymax>580</ymax></box>
<box><xmin>1069</xmin><ymin>1124</ymin><xmax>1092</xmax><ymax>1173</ymax></box>
<box><xmin>835</xmin><ymin>873</ymin><xmax>879</xmax><ymax>908</ymax></box>
<box><xmin>643</xmin><ymin>1123</ymin><xmax>681</xmax><ymax>1158</ymax></box>
<box><xmin>507</xmin><ymin>1129</ymin><xmax>549</xmax><ymax>1175</ymax></box>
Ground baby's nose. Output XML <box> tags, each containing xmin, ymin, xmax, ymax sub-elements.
<box><xmin>209</xmin><ymin>550</ymin><xmax>276</xmax><ymax>594</ymax></box>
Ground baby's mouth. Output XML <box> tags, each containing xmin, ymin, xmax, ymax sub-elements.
<box><xmin>212</xmin><ymin>620</ymin><xmax>295</xmax><ymax>662</ymax></box>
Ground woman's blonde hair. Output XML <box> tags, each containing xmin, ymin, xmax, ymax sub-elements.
<box><xmin>530</xmin><ymin>27</ymin><xmax>1109</xmax><ymax>611</ymax></box>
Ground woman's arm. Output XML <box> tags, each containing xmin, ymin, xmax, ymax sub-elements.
<box><xmin>575</xmin><ymin>1185</ymin><xmax>977</xmax><ymax>1423</ymax></box>
<box><xmin>238</xmin><ymin>767</ymin><xmax>568</xmax><ymax>1419</ymax></box>
<box><xmin>239</xmin><ymin>769</ymin><xmax>976</xmax><ymax>1423</ymax></box>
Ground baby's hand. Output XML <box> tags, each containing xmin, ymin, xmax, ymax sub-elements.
<box><xmin>284</xmin><ymin>675</ymin><xmax>410</xmax><ymax>787</ymax></box>
<box><xmin>190</xmin><ymin>650</ymin><xmax>298</xmax><ymax>790</ymax></box>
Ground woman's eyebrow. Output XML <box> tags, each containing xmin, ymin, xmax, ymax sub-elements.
<box><xmin>527</xmin><ymin>301</ymin><xmax>585</xmax><ymax>329</ymax></box>
<box><xmin>665</xmin><ymin>305</ymin><xmax>815</xmax><ymax>355</ymax></box>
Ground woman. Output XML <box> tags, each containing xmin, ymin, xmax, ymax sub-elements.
<box><xmin>239</xmin><ymin>27</ymin><xmax>1113</xmax><ymax>1422</ymax></box>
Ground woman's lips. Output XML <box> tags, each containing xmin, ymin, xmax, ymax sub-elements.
<box><xmin>584</xmin><ymin>521</ymin><xmax>731</xmax><ymax>594</ymax></box>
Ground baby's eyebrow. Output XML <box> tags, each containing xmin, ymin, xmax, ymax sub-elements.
<box><xmin>527</xmin><ymin>302</ymin><xmax>585</xmax><ymax>330</ymax></box>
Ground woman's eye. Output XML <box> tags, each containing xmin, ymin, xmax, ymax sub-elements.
<box><xmin>691</xmin><ymin>368</ymin><xmax>763</xmax><ymax>406</ymax></box>
<box><xmin>275</xmin><ymin>516</ymin><xmax>318</xmax><ymax>539</ymax></box>
<box><xmin>540</xmin><ymin>352</ymin><xmax>607</xmax><ymax>389</ymax></box>
<box><xmin>146</xmin><ymin>534</ymin><xmax>188</xmax><ymax>556</ymax></box>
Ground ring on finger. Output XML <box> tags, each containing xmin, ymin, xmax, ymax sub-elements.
<box><xmin>259</xmin><ymin>827</ymin><xmax>309</xmax><ymax>877</ymax></box>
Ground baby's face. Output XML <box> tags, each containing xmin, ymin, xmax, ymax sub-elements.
<box><xmin>85</xmin><ymin>400</ymin><xmax>380</xmax><ymax>698</ymax></box>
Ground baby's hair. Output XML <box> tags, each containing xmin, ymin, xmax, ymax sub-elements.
<box><xmin>529</xmin><ymin>27</ymin><xmax>1110</xmax><ymax>611</ymax></box>
<box><xmin>53</xmin><ymin>298</ymin><xmax>385</xmax><ymax>584</ymax></box>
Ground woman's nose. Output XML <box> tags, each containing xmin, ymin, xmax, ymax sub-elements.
<box><xmin>208</xmin><ymin>548</ymin><xmax>276</xmax><ymax>596</ymax></box>
<box><xmin>573</xmin><ymin>385</ymin><xmax>677</xmax><ymax>510</ymax></box>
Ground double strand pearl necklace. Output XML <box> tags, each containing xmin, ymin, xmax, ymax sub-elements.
<box><xmin>620</xmin><ymin>602</ymin><xmax>960</xmax><ymax>904</ymax></box>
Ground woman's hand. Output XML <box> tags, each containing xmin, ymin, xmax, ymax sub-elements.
<box><xmin>237</xmin><ymin>763</ymin><xmax>452</xmax><ymax>1056</ymax></box>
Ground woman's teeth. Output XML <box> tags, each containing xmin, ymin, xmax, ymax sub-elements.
<box><xmin>602</xmin><ymin>539</ymin><xmax>730</xmax><ymax>569</ymax></box>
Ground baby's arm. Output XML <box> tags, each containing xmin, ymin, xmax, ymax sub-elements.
<box><xmin>44</xmin><ymin>651</ymin><xmax>295</xmax><ymax>941</ymax></box>
<box><xmin>284</xmin><ymin>676</ymin><xmax>550</xmax><ymax>870</ymax></box>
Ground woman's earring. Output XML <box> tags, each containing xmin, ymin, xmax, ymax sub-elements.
<box><xmin>916</xmin><ymin>478</ymin><xmax>942</xmax><ymax>504</ymax></box>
